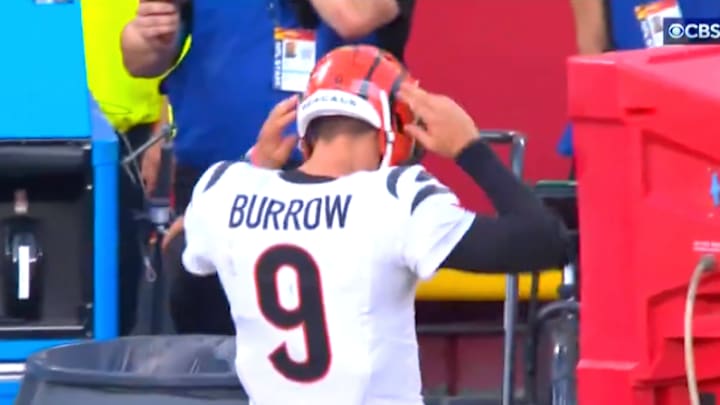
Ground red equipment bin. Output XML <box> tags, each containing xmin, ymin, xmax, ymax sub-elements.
<box><xmin>570</xmin><ymin>45</ymin><xmax>720</xmax><ymax>405</ymax></box>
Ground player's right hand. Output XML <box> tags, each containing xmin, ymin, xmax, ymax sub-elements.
<box><xmin>162</xmin><ymin>216</ymin><xmax>184</xmax><ymax>254</ymax></box>
<box><xmin>398</xmin><ymin>83</ymin><xmax>479</xmax><ymax>159</ymax></box>
<box><xmin>132</xmin><ymin>0</ymin><xmax>181</xmax><ymax>47</ymax></box>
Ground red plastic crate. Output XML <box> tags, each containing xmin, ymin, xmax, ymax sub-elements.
<box><xmin>570</xmin><ymin>45</ymin><xmax>720</xmax><ymax>405</ymax></box>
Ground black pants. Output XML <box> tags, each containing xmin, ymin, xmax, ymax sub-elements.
<box><xmin>118</xmin><ymin>124</ymin><xmax>152</xmax><ymax>335</ymax></box>
<box><xmin>168</xmin><ymin>164</ymin><xmax>235</xmax><ymax>334</ymax></box>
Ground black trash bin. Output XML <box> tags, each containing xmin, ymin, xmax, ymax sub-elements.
<box><xmin>15</xmin><ymin>335</ymin><xmax>248</xmax><ymax>405</ymax></box>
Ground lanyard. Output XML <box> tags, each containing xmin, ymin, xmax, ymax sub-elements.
<box><xmin>268</xmin><ymin>0</ymin><xmax>281</xmax><ymax>26</ymax></box>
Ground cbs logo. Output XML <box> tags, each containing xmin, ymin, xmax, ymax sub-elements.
<box><xmin>667</xmin><ymin>23</ymin><xmax>720</xmax><ymax>40</ymax></box>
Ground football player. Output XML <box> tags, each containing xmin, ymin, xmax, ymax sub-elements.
<box><xmin>182</xmin><ymin>45</ymin><xmax>568</xmax><ymax>405</ymax></box>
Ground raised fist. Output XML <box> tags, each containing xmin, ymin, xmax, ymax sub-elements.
<box><xmin>132</xmin><ymin>0</ymin><xmax>181</xmax><ymax>47</ymax></box>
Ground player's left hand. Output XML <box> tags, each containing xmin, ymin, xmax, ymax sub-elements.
<box><xmin>251</xmin><ymin>95</ymin><xmax>300</xmax><ymax>169</ymax></box>
<box><xmin>398</xmin><ymin>83</ymin><xmax>478</xmax><ymax>159</ymax></box>
<box><xmin>162</xmin><ymin>216</ymin><xmax>184</xmax><ymax>253</ymax></box>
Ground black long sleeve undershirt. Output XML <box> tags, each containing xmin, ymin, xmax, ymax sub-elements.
<box><xmin>440</xmin><ymin>139</ymin><xmax>569</xmax><ymax>273</ymax></box>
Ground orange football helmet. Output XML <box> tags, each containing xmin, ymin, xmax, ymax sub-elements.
<box><xmin>296</xmin><ymin>45</ymin><xmax>419</xmax><ymax>167</ymax></box>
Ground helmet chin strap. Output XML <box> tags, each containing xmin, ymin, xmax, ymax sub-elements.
<box><xmin>378</xmin><ymin>89</ymin><xmax>395</xmax><ymax>167</ymax></box>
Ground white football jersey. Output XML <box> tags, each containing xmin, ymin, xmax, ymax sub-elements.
<box><xmin>182</xmin><ymin>161</ymin><xmax>475</xmax><ymax>405</ymax></box>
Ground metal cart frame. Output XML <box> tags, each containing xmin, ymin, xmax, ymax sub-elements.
<box><xmin>479</xmin><ymin>130</ymin><xmax>526</xmax><ymax>405</ymax></box>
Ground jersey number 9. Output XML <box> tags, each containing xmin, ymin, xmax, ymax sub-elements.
<box><xmin>254</xmin><ymin>244</ymin><xmax>332</xmax><ymax>383</ymax></box>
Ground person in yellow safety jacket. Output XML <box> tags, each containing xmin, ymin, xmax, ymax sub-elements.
<box><xmin>83</xmin><ymin>1</ymin><xmax>163</xmax><ymax>135</ymax></box>
<box><xmin>81</xmin><ymin>0</ymin><xmax>164</xmax><ymax>336</ymax></box>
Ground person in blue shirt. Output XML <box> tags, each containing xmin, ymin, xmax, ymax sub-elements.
<box><xmin>121</xmin><ymin>0</ymin><xmax>415</xmax><ymax>334</ymax></box>
<box><xmin>560</xmin><ymin>0</ymin><xmax>720</xmax><ymax>172</ymax></box>
<box><xmin>293</xmin><ymin>0</ymin><xmax>415</xmax><ymax>61</ymax></box>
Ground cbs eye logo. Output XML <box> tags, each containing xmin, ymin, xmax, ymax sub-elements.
<box><xmin>667</xmin><ymin>23</ymin><xmax>685</xmax><ymax>39</ymax></box>
<box><xmin>666</xmin><ymin>22</ymin><xmax>720</xmax><ymax>40</ymax></box>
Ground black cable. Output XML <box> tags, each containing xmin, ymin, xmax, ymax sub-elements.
<box><xmin>525</xmin><ymin>269</ymin><xmax>541</xmax><ymax>404</ymax></box>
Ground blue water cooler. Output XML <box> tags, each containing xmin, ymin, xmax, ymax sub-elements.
<box><xmin>0</xmin><ymin>0</ymin><xmax>118</xmax><ymax>402</ymax></box>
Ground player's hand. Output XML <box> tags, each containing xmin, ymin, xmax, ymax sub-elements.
<box><xmin>132</xmin><ymin>0</ymin><xmax>181</xmax><ymax>48</ymax></box>
<box><xmin>398</xmin><ymin>83</ymin><xmax>479</xmax><ymax>159</ymax></box>
<box><xmin>252</xmin><ymin>95</ymin><xmax>300</xmax><ymax>169</ymax></box>
<box><xmin>162</xmin><ymin>216</ymin><xmax>184</xmax><ymax>254</ymax></box>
